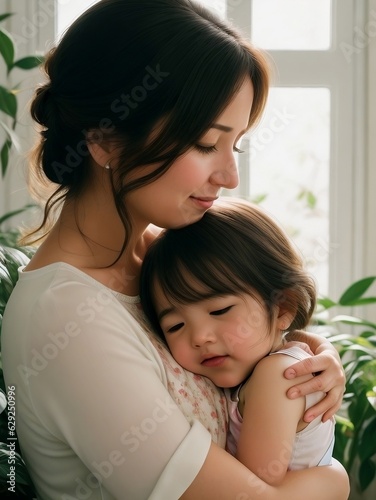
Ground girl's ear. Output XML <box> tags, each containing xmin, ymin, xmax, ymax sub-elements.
<box><xmin>276</xmin><ymin>309</ymin><xmax>294</xmax><ymax>331</ymax></box>
<box><xmin>276</xmin><ymin>289</ymin><xmax>297</xmax><ymax>331</ymax></box>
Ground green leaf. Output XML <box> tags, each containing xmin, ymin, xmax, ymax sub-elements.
<box><xmin>0</xmin><ymin>139</ymin><xmax>11</xmax><ymax>177</ymax></box>
<box><xmin>251</xmin><ymin>193</ymin><xmax>267</xmax><ymax>204</ymax></box>
<box><xmin>0</xmin><ymin>444</ymin><xmax>35</xmax><ymax>495</ymax></box>
<box><xmin>0</xmin><ymin>14</ymin><xmax>13</xmax><ymax>23</ymax></box>
<box><xmin>316</xmin><ymin>297</ymin><xmax>337</xmax><ymax>310</ymax></box>
<box><xmin>348</xmin><ymin>390</ymin><xmax>375</xmax><ymax>424</ymax></box>
<box><xmin>340</xmin><ymin>297</ymin><xmax>376</xmax><ymax>307</ymax></box>
<box><xmin>0</xmin><ymin>120</ymin><xmax>20</xmax><ymax>151</ymax></box>
<box><xmin>334</xmin><ymin>414</ymin><xmax>353</xmax><ymax>429</ymax></box>
<box><xmin>297</xmin><ymin>189</ymin><xmax>305</xmax><ymax>201</ymax></box>
<box><xmin>0</xmin><ymin>85</ymin><xmax>17</xmax><ymax>118</ymax></box>
<box><xmin>0</xmin><ymin>204</ymin><xmax>35</xmax><ymax>226</ymax></box>
<box><xmin>331</xmin><ymin>315</ymin><xmax>376</xmax><ymax>330</ymax></box>
<box><xmin>359</xmin><ymin>458</ymin><xmax>376</xmax><ymax>491</ymax></box>
<box><xmin>339</xmin><ymin>276</ymin><xmax>376</xmax><ymax>305</ymax></box>
<box><xmin>359</xmin><ymin>415</ymin><xmax>376</xmax><ymax>461</ymax></box>
<box><xmin>307</xmin><ymin>190</ymin><xmax>317</xmax><ymax>209</ymax></box>
<box><xmin>12</xmin><ymin>55</ymin><xmax>44</xmax><ymax>70</ymax></box>
<box><xmin>0</xmin><ymin>28</ymin><xmax>14</xmax><ymax>70</ymax></box>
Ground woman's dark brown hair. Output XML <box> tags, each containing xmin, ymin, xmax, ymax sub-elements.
<box><xmin>139</xmin><ymin>198</ymin><xmax>316</xmax><ymax>341</ymax></box>
<box><xmin>25</xmin><ymin>0</ymin><xmax>270</xmax><ymax>249</ymax></box>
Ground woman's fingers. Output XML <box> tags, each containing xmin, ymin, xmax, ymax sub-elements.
<box><xmin>284</xmin><ymin>352</ymin><xmax>345</xmax><ymax>422</ymax></box>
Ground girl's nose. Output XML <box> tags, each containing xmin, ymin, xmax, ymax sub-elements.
<box><xmin>191</xmin><ymin>327</ymin><xmax>217</xmax><ymax>348</ymax></box>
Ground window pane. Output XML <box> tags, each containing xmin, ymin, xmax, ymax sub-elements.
<box><xmin>57</xmin><ymin>1</ymin><xmax>226</xmax><ymax>38</ymax></box>
<box><xmin>199</xmin><ymin>0</ymin><xmax>226</xmax><ymax>18</ymax></box>
<box><xmin>57</xmin><ymin>0</ymin><xmax>100</xmax><ymax>38</ymax></box>
<box><xmin>248</xmin><ymin>88</ymin><xmax>331</xmax><ymax>294</ymax></box>
<box><xmin>251</xmin><ymin>0</ymin><xmax>332</xmax><ymax>50</ymax></box>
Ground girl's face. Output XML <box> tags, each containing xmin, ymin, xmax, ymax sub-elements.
<box><xmin>154</xmin><ymin>288</ymin><xmax>286</xmax><ymax>388</ymax></box>
<box><xmin>126</xmin><ymin>77</ymin><xmax>254</xmax><ymax>229</ymax></box>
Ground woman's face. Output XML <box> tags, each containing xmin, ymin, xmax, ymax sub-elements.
<box><xmin>126</xmin><ymin>77</ymin><xmax>254</xmax><ymax>229</ymax></box>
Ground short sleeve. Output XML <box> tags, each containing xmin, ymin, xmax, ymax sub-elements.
<box><xmin>2</xmin><ymin>268</ymin><xmax>215</xmax><ymax>499</ymax></box>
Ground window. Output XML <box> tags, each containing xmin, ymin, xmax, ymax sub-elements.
<box><xmin>56</xmin><ymin>0</ymin><xmax>370</xmax><ymax>301</ymax></box>
<box><xmin>217</xmin><ymin>0</ymin><xmax>366</xmax><ymax>301</ymax></box>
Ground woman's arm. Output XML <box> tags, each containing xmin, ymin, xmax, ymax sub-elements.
<box><xmin>284</xmin><ymin>330</ymin><xmax>345</xmax><ymax>422</ymax></box>
<box><xmin>181</xmin><ymin>351</ymin><xmax>349</xmax><ymax>500</ymax></box>
<box><xmin>181</xmin><ymin>443</ymin><xmax>349</xmax><ymax>500</ymax></box>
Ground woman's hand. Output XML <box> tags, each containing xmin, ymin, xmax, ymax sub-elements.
<box><xmin>283</xmin><ymin>330</ymin><xmax>345</xmax><ymax>422</ymax></box>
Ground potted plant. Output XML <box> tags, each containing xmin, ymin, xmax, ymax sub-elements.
<box><xmin>315</xmin><ymin>277</ymin><xmax>376</xmax><ymax>499</ymax></box>
<box><xmin>0</xmin><ymin>10</ymin><xmax>42</xmax><ymax>497</ymax></box>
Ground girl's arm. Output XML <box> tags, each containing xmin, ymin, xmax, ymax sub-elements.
<box><xmin>182</xmin><ymin>356</ymin><xmax>349</xmax><ymax>500</ymax></box>
<box><xmin>235</xmin><ymin>353</ymin><xmax>313</xmax><ymax>485</ymax></box>
<box><xmin>284</xmin><ymin>330</ymin><xmax>345</xmax><ymax>422</ymax></box>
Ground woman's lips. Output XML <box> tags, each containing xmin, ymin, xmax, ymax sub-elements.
<box><xmin>190</xmin><ymin>197</ymin><xmax>216</xmax><ymax>209</ymax></box>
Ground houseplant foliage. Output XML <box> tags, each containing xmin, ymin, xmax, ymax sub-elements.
<box><xmin>315</xmin><ymin>277</ymin><xmax>376</xmax><ymax>495</ymax></box>
<box><xmin>0</xmin><ymin>12</ymin><xmax>43</xmax><ymax>177</ymax></box>
<box><xmin>0</xmin><ymin>240</ymin><xmax>36</xmax><ymax>498</ymax></box>
<box><xmin>0</xmin><ymin>8</ymin><xmax>42</xmax><ymax>497</ymax></box>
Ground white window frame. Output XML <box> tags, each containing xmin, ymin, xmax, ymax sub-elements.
<box><xmin>1</xmin><ymin>0</ymin><xmax>375</xmax><ymax>316</ymax></box>
<box><xmin>229</xmin><ymin>0</ymin><xmax>375</xmax><ymax>313</ymax></box>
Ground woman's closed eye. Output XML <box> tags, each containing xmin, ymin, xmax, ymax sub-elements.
<box><xmin>210</xmin><ymin>306</ymin><xmax>233</xmax><ymax>316</ymax></box>
<box><xmin>194</xmin><ymin>144</ymin><xmax>217</xmax><ymax>155</ymax></box>
<box><xmin>194</xmin><ymin>144</ymin><xmax>245</xmax><ymax>155</ymax></box>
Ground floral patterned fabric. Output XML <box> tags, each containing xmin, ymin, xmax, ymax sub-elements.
<box><xmin>147</xmin><ymin>333</ymin><xmax>228</xmax><ymax>448</ymax></box>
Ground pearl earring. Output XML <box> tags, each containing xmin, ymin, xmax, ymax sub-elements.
<box><xmin>104</xmin><ymin>164</ymin><xmax>111</xmax><ymax>170</ymax></box>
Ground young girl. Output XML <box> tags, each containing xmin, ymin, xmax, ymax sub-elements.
<box><xmin>2</xmin><ymin>0</ymin><xmax>348</xmax><ymax>498</ymax></box>
<box><xmin>140</xmin><ymin>197</ymin><xmax>335</xmax><ymax>484</ymax></box>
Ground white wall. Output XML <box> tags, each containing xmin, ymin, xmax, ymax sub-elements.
<box><xmin>0</xmin><ymin>1</ymin><xmax>375</xmax><ymax>317</ymax></box>
<box><xmin>0</xmin><ymin>0</ymin><xmax>55</xmax><ymax>230</ymax></box>
<box><xmin>366</xmin><ymin>0</ymin><xmax>376</xmax><ymax>321</ymax></box>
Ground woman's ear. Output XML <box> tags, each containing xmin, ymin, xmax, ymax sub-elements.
<box><xmin>86</xmin><ymin>129</ymin><xmax>114</xmax><ymax>168</ymax></box>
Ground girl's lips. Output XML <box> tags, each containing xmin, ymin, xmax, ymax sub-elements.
<box><xmin>201</xmin><ymin>355</ymin><xmax>229</xmax><ymax>368</ymax></box>
<box><xmin>190</xmin><ymin>197</ymin><xmax>215</xmax><ymax>210</ymax></box>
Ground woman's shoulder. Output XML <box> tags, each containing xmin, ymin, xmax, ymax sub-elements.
<box><xmin>9</xmin><ymin>261</ymin><xmax>142</xmax><ymax>332</ymax></box>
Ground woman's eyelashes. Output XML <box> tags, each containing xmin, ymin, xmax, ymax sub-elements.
<box><xmin>194</xmin><ymin>144</ymin><xmax>245</xmax><ymax>155</ymax></box>
<box><xmin>194</xmin><ymin>144</ymin><xmax>217</xmax><ymax>155</ymax></box>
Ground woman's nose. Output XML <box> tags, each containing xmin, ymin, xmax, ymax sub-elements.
<box><xmin>210</xmin><ymin>159</ymin><xmax>239</xmax><ymax>189</ymax></box>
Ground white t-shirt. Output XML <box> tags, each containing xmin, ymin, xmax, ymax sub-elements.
<box><xmin>2</xmin><ymin>263</ymin><xmax>227</xmax><ymax>500</ymax></box>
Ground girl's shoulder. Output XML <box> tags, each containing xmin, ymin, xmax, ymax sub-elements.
<box><xmin>242</xmin><ymin>347</ymin><xmax>313</xmax><ymax>401</ymax></box>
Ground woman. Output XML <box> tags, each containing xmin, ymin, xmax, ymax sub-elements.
<box><xmin>2</xmin><ymin>1</ymin><xmax>348</xmax><ymax>498</ymax></box>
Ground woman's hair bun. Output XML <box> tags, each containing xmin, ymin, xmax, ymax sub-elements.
<box><xmin>30</xmin><ymin>84</ymin><xmax>56</xmax><ymax>128</ymax></box>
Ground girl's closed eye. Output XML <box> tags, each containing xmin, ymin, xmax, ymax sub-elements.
<box><xmin>165</xmin><ymin>322</ymin><xmax>185</xmax><ymax>333</ymax></box>
<box><xmin>210</xmin><ymin>305</ymin><xmax>233</xmax><ymax>316</ymax></box>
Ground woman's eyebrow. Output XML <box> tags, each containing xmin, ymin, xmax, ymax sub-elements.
<box><xmin>211</xmin><ymin>123</ymin><xmax>248</xmax><ymax>135</ymax></box>
<box><xmin>211</xmin><ymin>123</ymin><xmax>233</xmax><ymax>132</ymax></box>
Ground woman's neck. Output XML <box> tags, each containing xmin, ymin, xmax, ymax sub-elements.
<box><xmin>26</xmin><ymin>183</ymin><xmax>154</xmax><ymax>295</ymax></box>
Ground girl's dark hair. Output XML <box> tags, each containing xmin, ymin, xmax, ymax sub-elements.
<box><xmin>25</xmin><ymin>0</ymin><xmax>270</xmax><ymax>248</ymax></box>
<box><xmin>139</xmin><ymin>198</ymin><xmax>316</xmax><ymax>340</ymax></box>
